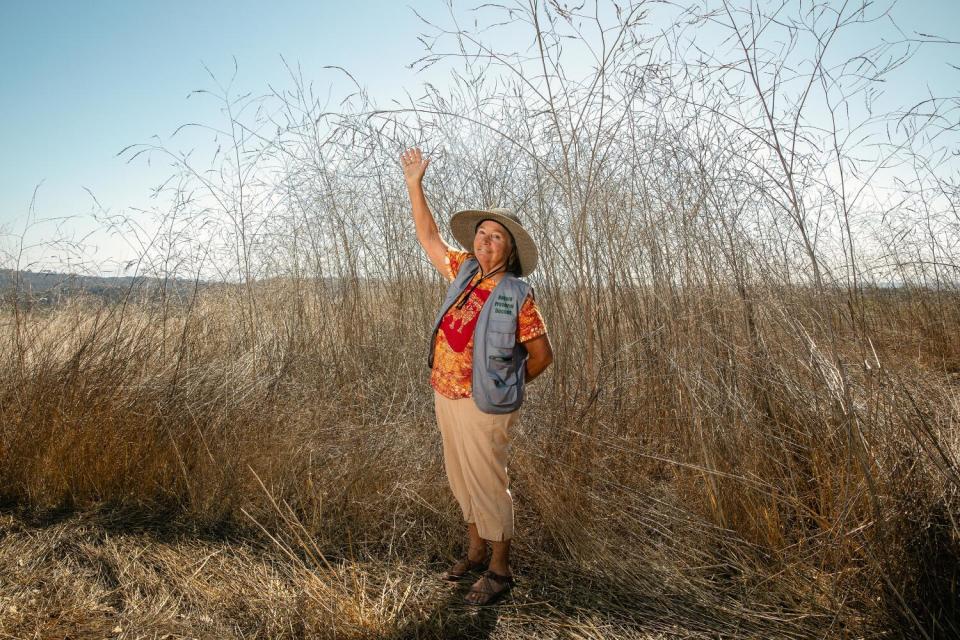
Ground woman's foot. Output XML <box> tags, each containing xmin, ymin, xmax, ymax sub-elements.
<box><xmin>444</xmin><ymin>547</ymin><xmax>488</xmax><ymax>581</ymax></box>
<box><xmin>464</xmin><ymin>570</ymin><xmax>514</xmax><ymax>605</ymax></box>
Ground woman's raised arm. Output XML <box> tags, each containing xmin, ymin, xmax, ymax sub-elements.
<box><xmin>401</xmin><ymin>148</ymin><xmax>453</xmax><ymax>276</ymax></box>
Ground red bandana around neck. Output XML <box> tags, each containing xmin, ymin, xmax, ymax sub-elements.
<box><xmin>439</xmin><ymin>283</ymin><xmax>492</xmax><ymax>352</ymax></box>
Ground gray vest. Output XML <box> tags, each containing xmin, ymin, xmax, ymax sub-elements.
<box><xmin>429</xmin><ymin>257</ymin><xmax>532</xmax><ymax>414</ymax></box>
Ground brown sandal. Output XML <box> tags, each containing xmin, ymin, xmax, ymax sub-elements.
<box><xmin>444</xmin><ymin>554</ymin><xmax>488</xmax><ymax>581</ymax></box>
<box><xmin>464</xmin><ymin>570</ymin><xmax>514</xmax><ymax>606</ymax></box>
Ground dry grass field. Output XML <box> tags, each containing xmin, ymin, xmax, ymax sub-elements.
<box><xmin>1</xmin><ymin>281</ymin><xmax>958</xmax><ymax>638</ymax></box>
<box><xmin>4</xmin><ymin>1</ymin><xmax>960</xmax><ymax>637</ymax></box>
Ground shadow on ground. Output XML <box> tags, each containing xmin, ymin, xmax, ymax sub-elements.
<box><xmin>391</xmin><ymin>574</ymin><xmax>503</xmax><ymax>640</ymax></box>
<box><xmin>0</xmin><ymin>507</ymin><xmax>851</xmax><ymax>639</ymax></box>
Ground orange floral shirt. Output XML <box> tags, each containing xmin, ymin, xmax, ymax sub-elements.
<box><xmin>431</xmin><ymin>249</ymin><xmax>547</xmax><ymax>399</ymax></box>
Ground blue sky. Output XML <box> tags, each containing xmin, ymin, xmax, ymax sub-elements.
<box><xmin>1</xmin><ymin>1</ymin><xmax>958</xmax><ymax>274</ymax></box>
<box><xmin>1</xmin><ymin>0</ymin><xmax>447</xmax><ymax>272</ymax></box>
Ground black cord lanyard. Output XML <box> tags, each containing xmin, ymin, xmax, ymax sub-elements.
<box><xmin>455</xmin><ymin>264</ymin><xmax>506</xmax><ymax>310</ymax></box>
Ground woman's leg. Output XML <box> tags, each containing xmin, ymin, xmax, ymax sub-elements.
<box><xmin>438</xmin><ymin>393</ymin><xmax>490</xmax><ymax>576</ymax></box>
<box><xmin>450</xmin><ymin>400</ymin><xmax>517</xmax><ymax>543</ymax></box>
<box><xmin>452</xmin><ymin>400</ymin><xmax>517</xmax><ymax>603</ymax></box>
<box><xmin>488</xmin><ymin>538</ymin><xmax>511</xmax><ymax>576</ymax></box>
<box><xmin>435</xmin><ymin>392</ymin><xmax>475</xmax><ymax>525</ymax></box>
<box><xmin>438</xmin><ymin>392</ymin><xmax>518</xmax><ymax>600</ymax></box>
<box><xmin>467</xmin><ymin>522</ymin><xmax>487</xmax><ymax>560</ymax></box>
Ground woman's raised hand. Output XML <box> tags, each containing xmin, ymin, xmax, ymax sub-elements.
<box><xmin>401</xmin><ymin>148</ymin><xmax>431</xmax><ymax>186</ymax></box>
<box><xmin>402</xmin><ymin>146</ymin><xmax>450</xmax><ymax>274</ymax></box>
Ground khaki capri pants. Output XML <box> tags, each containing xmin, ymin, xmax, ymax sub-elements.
<box><xmin>434</xmin><ymin>391</ymin><xmax>519</xmax><ymax>542</ymax></box>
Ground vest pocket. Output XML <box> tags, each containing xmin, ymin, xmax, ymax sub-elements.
<box><xmin>486</xmin><ymin>320</ymin><xmax>519</xmax><ymax>403</ymax></box>
<box><xmin>487</xmin><ymin>319</ymin><xmax>517</xmax><ymax>348</ymax></box>
<box><xmin>486</xmin><ymin>355</ymin><xmax>519</xmax><ymax>406</ymax></box>
<box><xmin>487</xmin><ymin>354</ymin><xmax>517</xmax><ymax>385</ymax></box>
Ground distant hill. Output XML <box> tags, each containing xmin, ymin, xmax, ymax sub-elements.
<box><xmin>0</xmin><ymin>269</ymin><xmax>208</xmax><ymax>306</ymax></box>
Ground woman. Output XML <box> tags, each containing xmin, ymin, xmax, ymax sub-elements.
<box><xmin>401</xmin><ymin>147</ymin><xmax>554</xmax><ymax>606</ymax></box>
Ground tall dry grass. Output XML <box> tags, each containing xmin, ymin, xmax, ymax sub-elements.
<box><xmin>3</xmin><ymin>1</ymin><xmax>960</xmax><ymax>637</ymax></box>
<box><xmin>3</xmin><ymin>283</ymin><xmax>958</xmax><ymax>637</ymax></box>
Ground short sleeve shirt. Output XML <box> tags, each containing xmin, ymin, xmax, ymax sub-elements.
<box><xmin>431</xmin><ymin>249</ymin><xmax>547</xmax><ymax>399</ymax></box>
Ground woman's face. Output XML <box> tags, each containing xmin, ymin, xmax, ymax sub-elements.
<box><xmin>473</xmin><ymin>219</ymin><xmax>513</xmax><ymax>272</ymax></box>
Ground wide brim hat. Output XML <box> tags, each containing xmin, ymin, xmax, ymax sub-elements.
<box><xmin>449</xmin><ymin>207</ymin><xmax>539</xmax><ymax>276</ymax></box>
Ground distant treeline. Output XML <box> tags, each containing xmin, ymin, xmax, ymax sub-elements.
<box><xmin>0</xmin><ymin>269</ymin><xmax>208</xmax><ymax>307</ymax></box>
<box><xmin>0</xmin><ymin>270</ymin><xmax>363</xmax><ymax>307</ymax></box>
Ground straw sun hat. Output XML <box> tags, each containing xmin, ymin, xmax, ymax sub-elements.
<box><xmin>449</xmin><ymin>208</ymin><xmax>539</xmax><ymax>277</ymax></box>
